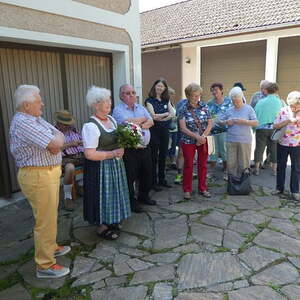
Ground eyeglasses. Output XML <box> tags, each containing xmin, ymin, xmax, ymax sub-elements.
<box><xmin>124</xmin><ymin>91</ymin><xmax>136</xmax><ymax>96</ymax></box>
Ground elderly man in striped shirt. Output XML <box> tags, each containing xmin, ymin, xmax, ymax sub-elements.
<box><xmin>9</xmin><ymin>85</ymin><xmax>70</xmax><ymax>279</ymax></box>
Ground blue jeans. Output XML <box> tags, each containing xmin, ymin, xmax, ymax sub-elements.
<box><xmin>209</xmin><ymin>132</ymin><xmax>227</xmax><ymax>162</ymax></box>
<box><xmin>168</xmin><ymin>132</ymin><xmax>177</xmax><ymax>158</ymax></box>
<box><xmin>276</xmin><ymin>144</ymin><xmax>300</xmax><ymax>193</ymax></box>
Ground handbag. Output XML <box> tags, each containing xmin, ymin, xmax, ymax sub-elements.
<box><xmin>227</xmin><ymin>168</ymin><xmax>252</xmax><ymax>195</ymax></box>
<box><xmin>271</xmin><ymin>126</ymin><xmax>286</xmax><ymax>142</ymax></box>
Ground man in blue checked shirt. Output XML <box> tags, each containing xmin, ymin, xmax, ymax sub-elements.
<box><xmin>113</xmin><ymin>84</ymin><xmax>155</xmax><ymax>213</ymax></box>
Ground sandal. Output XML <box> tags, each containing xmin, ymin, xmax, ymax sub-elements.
<box><xmin>108</xmin><ymin>223</ymin><xmax>122</xmax><ymax>232</ymax></box>
<box><xmin>199</xmin><ymin>190</ymin><xmax>211</xmax><ymax>198</ymax></box>
<box><xmin>97</xmin><ymin>228</ymin><xmax>119</xmax><ymax>240</ymax></box>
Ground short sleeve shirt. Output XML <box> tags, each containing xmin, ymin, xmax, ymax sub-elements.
<box><xmin>207</xmin><ymin>96</ymin><xmax>232</xmax><ymax>135</ymax></box>
<box><xmin>9</xmin><ymin>112</ymin><xmax>62</xmax><ymax>167</ymax></box>
<box><xmin>178</xmin><ymin>101</ymin><xmax>211</xmax><ymax>144</ymax></box>
<box><xmin>274</xmin><ymin>106</ymin><xmax>300</xmax><ymax>147</ymax></box>
<box><xmin>218</xmin><ymin>104</ymin><xmax>257</xmax><ymax>144</ymax></box>
<box><xmin>112</xmin><ymin>101</ymin><xmax>152</xmax><ymax>146</ymax></box>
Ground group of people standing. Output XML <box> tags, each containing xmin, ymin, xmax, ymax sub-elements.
<box><xmin>8</xmin><ymin>78</ymin><xmax>300</xmax><ymax>279</ymax></box>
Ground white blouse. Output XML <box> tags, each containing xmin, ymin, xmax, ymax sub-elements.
<box><xmin>82</xmin><ymin>116</ymin><xmax>117</xmax><ymax>149</ymax></box>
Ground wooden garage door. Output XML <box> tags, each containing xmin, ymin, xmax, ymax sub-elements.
<box><xmin>65</xmin><ymin>53</ymin><xmax>112</xmax><ymax>130</ymax></box>
<box><xmin>277</xmin><ymin>36</ymin><xmax>300</xmax><ymax>101</ymax></box>
<box><xmin>201</xmin><ymin>41</ymin><xmax>266</xmax><ymax>102</ymax></box>
<box><xmin>0</xmin><ymin>47</ymin><xmax>64</xmax><ymax>194</ymax></box>
<box><xmin>0</xmin><ymin>44</ymin><xmax>112</xmax><ymax>195</ymax></box>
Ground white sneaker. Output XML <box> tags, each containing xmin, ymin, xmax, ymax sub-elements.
<box><xmin>292</xmin><ymin>193</ymin><xmax>300</xmax><ymax>201</ymax></box>
<box><xmin>36</xmin><ymin>264</ymin><xmax>70</xmax><ymax>279</ymax></box>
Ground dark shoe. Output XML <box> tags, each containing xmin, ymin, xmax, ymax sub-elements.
<box><xmin>131</xmin><ymin>204</ymin><xmax>143</xmax><ymax>213</ymax></box>
<box><xmin>64</xmin><ymin>198</ymin><xmax>74</xmax><ymax>211</ymax></box>
<box><xmin>139</xmin><ymin>198</ymin><xmax>157</xmax><ymax>206</ymax></box>
<box><xmin>158</xmin><ymin>180</ymin><xmax>172</xmax><ymax>188</ymax></box>
<box><xmin>198</xmin><ymin>190</ymin><xmax>211</xmax><ymax>198</ymax></box>
<box><xmin>152</xmin><ymin>185</ymin><xmax>163</xmax><ymax>192</ymax></box>
<box><xmin>97</xmin><ymin>228</ymin><xmax>119</xmax><ymax>240</ymax></box>
<box><xmin>271</xmin><ymin>190</ymin><xmax>284</xmax><ymax>196</ymax></box>
<box><xmin>108</xmin><ymin>223</ymin><xmax>122</xmax><ymax>232</ymax></box>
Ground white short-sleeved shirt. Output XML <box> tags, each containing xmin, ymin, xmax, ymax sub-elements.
<box><xmin>82</xmin><ymin>116</ymin><xmax>117</xmax><ymax>149</ymax></box>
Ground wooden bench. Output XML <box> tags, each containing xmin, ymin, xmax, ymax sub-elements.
<box><xmin>72</xmin><ymin>166</ymin><xmax>84</xmax><ymax>200</ymax></box>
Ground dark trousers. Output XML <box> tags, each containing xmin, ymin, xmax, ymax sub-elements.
<box><xmin>123</xmin><ymin>146</ymin><xmax>152</xmax><ymax>208</ymax></box>
<box><xmin>150</xmin><ymin>126</ymin><xmax>169</xmax><ymax>184</ymax></box>
<box><xmin>254</xmin><ymin>129</ymin><xmax>277</xmax><ymax>163</ymax></box>
<box><xmin>276</xmin><ymin>144</ymin><xmax>300</xmax><ymax>193</ymax></box>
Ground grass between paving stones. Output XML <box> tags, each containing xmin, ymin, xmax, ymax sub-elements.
<box><xmin>0</xmin><ymin>272</ymin><xmax>22</xmax><ymax>292</ymax></box>
<box><xmin>289</xmin><ymin>216</ymin><xmax>298</xmax><ymax>225</ymax></box>
<box><xmin>223</xmin><ymin>293</ymin><xmax>229</xmax><ymax>300</ymax></box>
<box><xmin>251</xmin><ymin>186</ymin><xmax>268</xmax><ymax>197</ymax></box>
<box><xmin>0</xmin><ymin>247</ymin><xmax>34</xmax><ymax>267</ymax></box>
<box><xmin>66</xmin><ymin>243</ymin><xmax>94</xmax><ymax>260</ymax></box>
<box><xmin>220</xmin><ymin>194</ymin><xmax>228</xmax><ymax>201</ymax></box>
<box><xmin>267</xmin><ymin>282</ymin><xmax>282</xmax><ymax>292</ymax></box>
<box><xmin>145</xmin><ymin>282</ymin><xmax>156</xmax><ymax>296</ymax></box>
<box><xmin>27</xmin><ymin>279</ymin><xmax>92</xmax><ymax>300</ymax></box>
<box><xmin>215</xmin><ymin>247</ymin><xmax>231</xmax><ymax>253</ymax></box>
<box><xmin>172</xmin><ymin>284</ymin><xmax>179</xmax><ymax>297</ymax></box>
<box><xmin>238</xmin><ymin>221</ymin><xmax>270</xmax><ymax>253</ymax></box>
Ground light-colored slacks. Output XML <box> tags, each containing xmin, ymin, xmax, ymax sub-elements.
<box><xmin>227</xmin><ymin>142</ymin><xmax>251</xmax><ymax>176</ymax></box>
<box><xmin>18</xmin><ymin>165</ymin><xmax>61</xmax><ymax>269</ymax></box>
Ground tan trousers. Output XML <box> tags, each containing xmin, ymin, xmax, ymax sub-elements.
<box><xmin>18</xmin><ymin>165</ymin><xmax>61</xmax><ymax>269</ymax></box>
<box><xmin>227</xmin><ymin>142</ymin><xmax>251</xmax><ymax>176</ymax></box>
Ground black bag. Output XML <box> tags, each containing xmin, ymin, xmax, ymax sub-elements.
<box><xmin>227</xmin><ymin>168</ymin><xmax>252</xmax><ymax>195</ymax></box>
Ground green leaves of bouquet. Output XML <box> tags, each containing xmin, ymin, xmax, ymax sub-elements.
<box><xmin>115</xmin><ymin>123</ymin><xmax>143</xmax><ymax>149</ymax></box>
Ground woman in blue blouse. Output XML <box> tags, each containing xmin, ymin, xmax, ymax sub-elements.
<box><xmin>145</xmin><ymin>79</ymin><xmax>175</xmax><ymax>189</ymax></box>
<box><xmin>178</xmin><ymin>83</ymin><xmax>213</xmax><ymax>199</ymax></box>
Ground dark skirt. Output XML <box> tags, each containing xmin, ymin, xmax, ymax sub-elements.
<box><xmin>83</xmin><ymin>158</ymin><xmax>131</xmax><ymax>226</ymax></box>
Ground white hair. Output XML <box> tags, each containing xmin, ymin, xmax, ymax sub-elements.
<box><xmin>229</xmin><ymin>86</ymin><xmax>244</xmax><ymax>100</ymax></box>
<box><xmin>260</xmin><ymin>80</ymin><xmax>269</xmax><ymax>88</ymax></box>
<box><xmin>119</xmin><ymin>84</ymin><xmax>132</xmax><ymax>98</ymax></box>
<box><xmin>86</xmin><ymin>86</ymin><xmax>111</xmax><ymax>108</ymax></box>
<box><xmin>14</xmin><ymin>85</ymin><xmax>40</xmax><ymax>108</ymax></box>
<box><xmin>287</xmin><ymin>91</ymin><xmax>300</xmax><ymax>106</ymax></box>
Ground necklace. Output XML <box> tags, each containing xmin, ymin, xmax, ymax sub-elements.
<box><xmin>95</xmin><ymin>114</ymin><xmax>108</xmax><ymax>121</ymax></box>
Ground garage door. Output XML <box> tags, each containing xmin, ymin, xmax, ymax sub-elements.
<box><xmin>201</xmin><ymin>41</ymin><xmax>266</xmax><ymax>102</ymax></box>
<box><xmin>277</xmin><ymin>36</ymin><xmax>300</xmax><ymax>101</ymax></box>
<box><xmin>0</xmin><ymin>43</ymin><xmax>112</xmax><ymax>195</ymax></box>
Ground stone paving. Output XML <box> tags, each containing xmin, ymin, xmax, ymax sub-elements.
<box><xmin>1</xmin><ymin>169</ymin><xmax>300</xmax><ymax>299</ymax></box>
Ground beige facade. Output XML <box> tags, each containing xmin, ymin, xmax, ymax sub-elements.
<box><xmin>0</xmin><ymin>0</ymin><xmax>141</xmax><ymax>196</ymax></box>
<box><xmin>74</xmin><ymin>0</ymin><xmax>131</xmax><ymax>14</ymax></box>
<box><xmin>0</xmin><ymin>3</ymin><xmax>131</xmax><ymax>46</ymax></box>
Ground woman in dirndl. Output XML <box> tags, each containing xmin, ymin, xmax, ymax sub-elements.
<box><xmin>82</xmin><ymin>86</ymin><xmax>131</xmax><ymax>240</ymax></box>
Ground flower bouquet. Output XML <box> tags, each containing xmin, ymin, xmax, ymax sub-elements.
<box><xmin>115</xmin><ymin>122</ymin><xmax>143</xmax><ymax>148</ymax></box>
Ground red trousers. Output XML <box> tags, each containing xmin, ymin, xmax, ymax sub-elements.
<box><xmin>182</xmin><ymin>142</ymin><xmax>208</xmax><ymax>193</ymax></box>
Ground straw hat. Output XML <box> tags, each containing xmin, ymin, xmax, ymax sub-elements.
<box><xmin>54</xmin><ymin>110</ymin><xmax>75</xmax><ymax>125</ymax></box>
